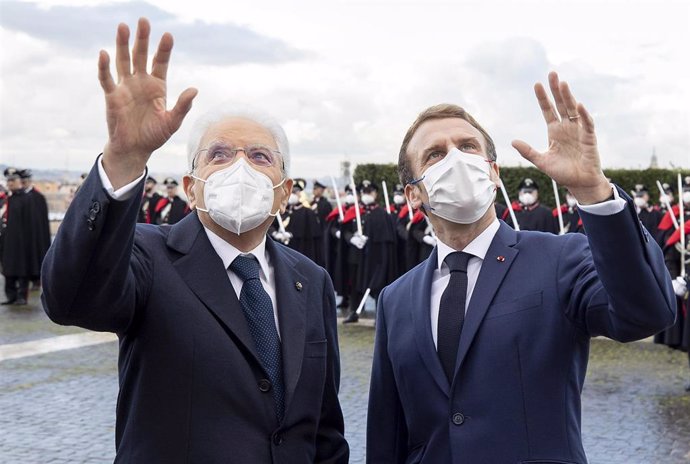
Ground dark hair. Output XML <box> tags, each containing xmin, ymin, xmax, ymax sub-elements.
<box><xmin>398</xmin><ymin>103</ymin><xmax>497</xmax><ymax>186</ymax></box>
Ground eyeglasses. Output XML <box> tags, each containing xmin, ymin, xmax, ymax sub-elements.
<box><xmin>192</xmin><ymin>142</ymin><xmax>282</xmax><ymax>170</ymax></box>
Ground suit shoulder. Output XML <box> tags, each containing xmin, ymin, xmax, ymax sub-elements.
<box><xmin>134</xmin><ymin>223</ymin><xmax>172</xmax><ymax>245</ymax></box>
<box><xmin>514</xmin><ymin>228</ymin><xmax>587</xmax><ymax>253</ymax></box>
<box><xmin>272</xmin><ymin>239</ymin><xmax>326</xmax><ymax>276</ymax></box>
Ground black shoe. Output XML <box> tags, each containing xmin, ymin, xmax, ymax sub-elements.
<box><xmin>337</xmin><ymin>299</ymin><xmax>350</xmax><ymax>309</ymax></box>
<box><xmin>1</xmin><ymin>299</ymin><xmax>16</xmax><ymax>305</ymax></box>
<box><xmin>343</xmin><ymin>312</ymin><xmax>359</xmax><ymax>324</ymax></box>
<box><xmin>13</xmin><ymin>298</ymin><xmax>28</xmax><ymax>305</ymax></box>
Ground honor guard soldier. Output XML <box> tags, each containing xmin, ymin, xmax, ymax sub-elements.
<box><xmin>280</xmin><ymin>178</ymin><xmax>323</xmax><ymax>264</ymax></box>
<box><xmin>154</xmin><ymin>177</ymin><xmax>189</xmax><ymax>225</ymax></box>
<box><xmin>553</xmin><ymin>191</ymin><xmax>585</xmax><ymax>234</ymax></box>
<box><xmin>506</xmin><ymin>178</ymin><xmax>558</xmax><ymax>233</ymax></box>
<box><xmin>331</xmin><ymin>186</ymin><xmax>357</xmax><ymax>312</ymax></box>
<box><xmin>18</xmin><ymin>169</ymin><xmax>51</xmax><ymax>289</ymax></box>
<box><xmin>655</xmin><ymin>179</ymin><xmax>690</xmax><ymax>353</ymax></box>
<box><xmin>2</xmin><ymin>168</ymin><xmax>31</xmax><ymax>305</ymax></box>
<box><xmin>310</xmin><ymin>180</ymin><xmax>333</xmax><ymax>229</ymax></box>
<box><xmin>632</xmin><ymin>184</ymin><xmax>662</xmax><ymax>239</ymax></box>
<box><xmin>343</xmin><ymin>181</ymin><xmax>397</xmax><ymax>323</ymax></box>
<box><xmin>138</xmin><ymin>176</ymin><xmax>162</xmax><ymax>223</ymax></box>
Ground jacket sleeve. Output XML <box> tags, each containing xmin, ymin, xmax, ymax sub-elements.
<box><xmin>40</xmin><ymin>159</ymin><xmax>151</xmax><ymax>334</ymax></box>
<box><xmin>366</xmin><ymin>287</ymin><xmax>408</xmax><ymax>464</ymax></box>
<box><xmin>314</xmin><ymin>268</ymin><xmax>349</xmax><ymax>464</ymax></box>
<box><xmin>558</xmin><ymin>186</ymin><xmax>676</xmax><ymax>342</ymax></box>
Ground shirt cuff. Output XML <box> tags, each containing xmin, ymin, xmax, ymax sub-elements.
<box><xmin>97</xmin><ymin>155</ymin><xmax>146</xmax><ymax>200</ymax></box>
<box><xmin>577</xmin><ymin>184</ymin><xmax>626</xmax><ymax>216</ymax></box>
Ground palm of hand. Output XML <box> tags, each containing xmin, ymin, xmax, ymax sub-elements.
<box><xmin>512</xmin><ymin>72</ymin><xmax>609</xmax><ymax>200</ymax></box>
<box><xmin>105</xmin><ymin>75</ymin><xmax>172</xmax><ymax>156</ymax></box>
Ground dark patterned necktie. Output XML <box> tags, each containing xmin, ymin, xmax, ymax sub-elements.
<box><xmin>229</xmin><ymin>254</ymin><xmax>285</xmax><ymax>421</ymax></box>
<box><xmin>437</xmin><ymin>251</ymin><xmax>472</xmax><ymax>383</ymax></box>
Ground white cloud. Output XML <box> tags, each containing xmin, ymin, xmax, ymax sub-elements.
<box><xmin>1</xmin><ymin>0</ymin><xmax>688</xmax><ymax>181</ymax></box>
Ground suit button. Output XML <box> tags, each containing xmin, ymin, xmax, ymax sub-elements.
<box><xmin>258</xmin><ymin>379</ymin><xmax>272</xmax><ymax>392</ymax></box>
<box><xmin>91</xmin><ymin>201</ymin><xmax>101</xmax><ymax>213</ymax></box>
<box><xmin>88</xmin><ymin>211</ymin><xmax>97</xmax><ymax>220</ymax></box>
<box><xmin>272</xmin><ymin>433</ymin><xmax>284</xmax><ymax>446</ymax></box>
<box><xmin>86</xmin><ymin>219</ymin><xmax>95</xmax><ymax>231</ymax></box>
<box><xmin>452</xmin><ymin>413</ymin><xmax>465</xmax><ymax>425</ymax></box>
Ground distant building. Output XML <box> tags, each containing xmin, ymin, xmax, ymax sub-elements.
<box><xmin>650</xmin><ymin>147</ymin><xmax>658</xmax><ymax>168</ymax></box>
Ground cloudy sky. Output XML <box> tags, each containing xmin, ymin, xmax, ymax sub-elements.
<box><xmin>1</xmin><ymin>0</ymin><xmax>688</xmax><ymax>181</ymax></box>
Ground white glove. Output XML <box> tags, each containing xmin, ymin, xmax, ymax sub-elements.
<box><xmin>350</xmin><ymin>233</ymin><xmax>368</xmax><ymax>249</ymax></box>
<box><xmin>282</xmin><ymin>231</ymin><xmax>293</xmax><ymax>240</ymax></box>
<box><xmin>335</xmin><ymin>230</ymin><xmax>341</xmax><ymax>239</ymax></box>
<box><xmin>672</xmin><ymin>276</ymin><xmax>688</xmax><ymax>297</ymax></box>
<box><xmin>272</xmin><ymin>231</ymin><xmax>283</xmax><ymax>240</ymax></box>
<box><xmin>423</xmin><ymin>235</ymin><xmax>437</xmax><ymax>246</ymax></box>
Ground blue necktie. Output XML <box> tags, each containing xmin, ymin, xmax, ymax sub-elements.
<box><xmin>437</xmin><ymin>251</ymin><xmax>472</xmax><ymax>383</ymax></box>
<box><xmin>230</xmin><ymin>255</ymin><xmax>285</xmax><ymax>422</ymax></box>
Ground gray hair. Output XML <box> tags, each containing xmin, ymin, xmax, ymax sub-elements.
<box><xmin>187</xmin><ymin>105</ymin><xmax>291</xmax><ymax>175</ymax></box>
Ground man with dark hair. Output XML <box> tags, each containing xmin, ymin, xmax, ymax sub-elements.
<box><xmin>367</xmin><ymin>72</ymin><xmax>675</xmax><ymax>463</ymax></box>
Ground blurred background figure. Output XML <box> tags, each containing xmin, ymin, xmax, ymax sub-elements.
<box><xmin>153</xmin><ymin>177</ymin><xmax>189</xmax><ymax>225</ymax></box>
<box><xmin>1</xmin><ymin>168</ymin><xmax>49</xmax><ymax>305</ymax></box>
<box><xmin>138</xmin><ymin>176</ymin><xmax>161</xmax><ymax>224</ymax></box>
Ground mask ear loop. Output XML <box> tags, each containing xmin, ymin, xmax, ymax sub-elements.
<box><xmin>406</xmin><ymin>177</ymin><xmax>435</xmax><ymax>213</ymax></box>
<box><xmin>188</xmin><ymin>174</ymin><xmax>210</xmax><ymax>213</ymax></box>
<box><xmin>268</xmin><ymin>177</ymin><xmax>288</xmax><ymax>217</ymax></box>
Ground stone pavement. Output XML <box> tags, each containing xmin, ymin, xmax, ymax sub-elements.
<box><xmin>1</xmin><ymin>290</ymin><xmax>689</xmax><ymax>463</ymax></box>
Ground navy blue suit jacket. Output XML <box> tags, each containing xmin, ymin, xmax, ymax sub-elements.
<box><xmin>367</xmin><ymin>188</ymin><xmax>675</xmax><ymax>464</ymax></box>
<box><xmin>41</xmin><ymin>162</ymin><xmax>348</xmax><ymax>463</ymax></box>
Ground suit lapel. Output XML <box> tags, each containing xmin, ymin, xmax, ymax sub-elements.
<box><xmin>167</xmin><ymin>213</ymin><xmax>262</xmax><ymax>366</ymax></box>
<box><xmin>454</xmin><ymin>222</ymin><xmax>518</xmax><ymax>376</ymax></box>
<box><xmin>266</xmin><ymin>238</ymin><xmax>308</xmax><ymax>414</ymax></box>
<box><xmin>411</xmin><ymin>247</ymin><xmax>451</xmax><ymax>396</ymax></box>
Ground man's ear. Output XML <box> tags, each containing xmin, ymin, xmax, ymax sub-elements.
<box><xmin>183</xmin><ymin>175</ymin><xmax>197</xmax><ymax>210</ymax></box>
<box><xmin>279</xmin><ymin>178</ymin><xmax>294</xmax><ymax>214</ymax></box>
<box><xmin>489</xmin><ymin>161</ymin><xmax>501</xmax><ymax>189</ymax></box>
<box><xmin>405</xmin><ymin>183</ymin><xmax>422</xmax><ymax>210</ymax></box>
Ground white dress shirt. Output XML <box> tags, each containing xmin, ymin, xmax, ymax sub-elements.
<box><xmin>430</xmin><ymin>187</ymin><xmax>626</xmax><ymax>348</ymax></box>
<box><xmin>204</xmin><ymin>228</ymin><xmax>281</xmax><ymax>336</ymax></box>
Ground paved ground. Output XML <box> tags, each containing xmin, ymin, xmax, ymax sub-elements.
<box><xmin>1</xmin><ymin>289</ymin><xmax>689</xmax><ymax>463</ymax></box>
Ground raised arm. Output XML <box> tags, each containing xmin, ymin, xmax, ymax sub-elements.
<box><xmin>41</xmin><ymin>18</ymin><xmax>196</xmax><ymax>333</ymax></box>
<box><xmin>99</xmin><ymin>18</ymin><xmax>197</xmax><ymax>188</ymax></box>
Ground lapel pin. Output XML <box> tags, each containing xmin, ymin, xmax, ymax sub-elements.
<box><xmin>295</xmin><ymin>282</ymin><xmax>303</xmax><ymax>291</ymax></box>
<box><xmin>496</xmin><ymin>256</ymin><xmax>505</xmax><ymax>262</ymax></box>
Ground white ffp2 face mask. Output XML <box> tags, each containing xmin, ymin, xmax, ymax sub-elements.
<box><xmin>193</xmin><ymin>158</ymin><xmax>285</xmax><ymax>234</ymax></box>
<box><xmin>519</xmin><ymin>192</ymin><xmax>537</xmax><ymax>206</ymax></box>
<box><xmin>411</xmin><ymin>148</ymin><xmax>496</xmax><ymax>224</ymax></box>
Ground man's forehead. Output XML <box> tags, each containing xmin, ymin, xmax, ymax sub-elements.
<box><xmin>408</xmin><ymin>117</ymin><xmax>485</xmax><ymax>153</ymax></box>
<box><xmin>200</xmin><ymin>117</ymin><xmax>277</xmax><ymax>148</ymax></box>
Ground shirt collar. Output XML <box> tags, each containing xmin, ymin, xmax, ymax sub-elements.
<box><xmin>204</xmin><ymin>227</ymin><xmax>270</xmax><ymax>277</ymax></box>
<box><xmin>436</xmin><ymin>219</ymin><xmax>500</xmax><ymax>271</ymax></box>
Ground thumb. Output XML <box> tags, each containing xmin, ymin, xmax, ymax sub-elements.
<box><xmin>169</xmin><ymin>87</ymin><xmax>198</xmax><ymax>131</ymax></box>
<box><xmin>512</xmin><ymin>139</ymin><xmax>543</xmax><ymax>166</ymax></box>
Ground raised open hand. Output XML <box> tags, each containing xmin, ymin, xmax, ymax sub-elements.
<box><xmin>99</xmin><ymin>18</ymin><xmax>197</xmax><ymax>188</ymax></box>
<box><xmin>512</xmin><ymin>72</ymin><xmax>611</xmax><ymax>204</ymax></box>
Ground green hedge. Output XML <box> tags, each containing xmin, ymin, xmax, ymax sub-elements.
<box><xmin>354</xmin><ymin>163</ymin><xmax>690</xmax><ymax>208</ymax></box>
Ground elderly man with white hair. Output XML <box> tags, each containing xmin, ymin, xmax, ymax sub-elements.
<box><xmin>41</xmin><ymin>18</ymin><xmax>348</xmax><ymax>464</ymax></box>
